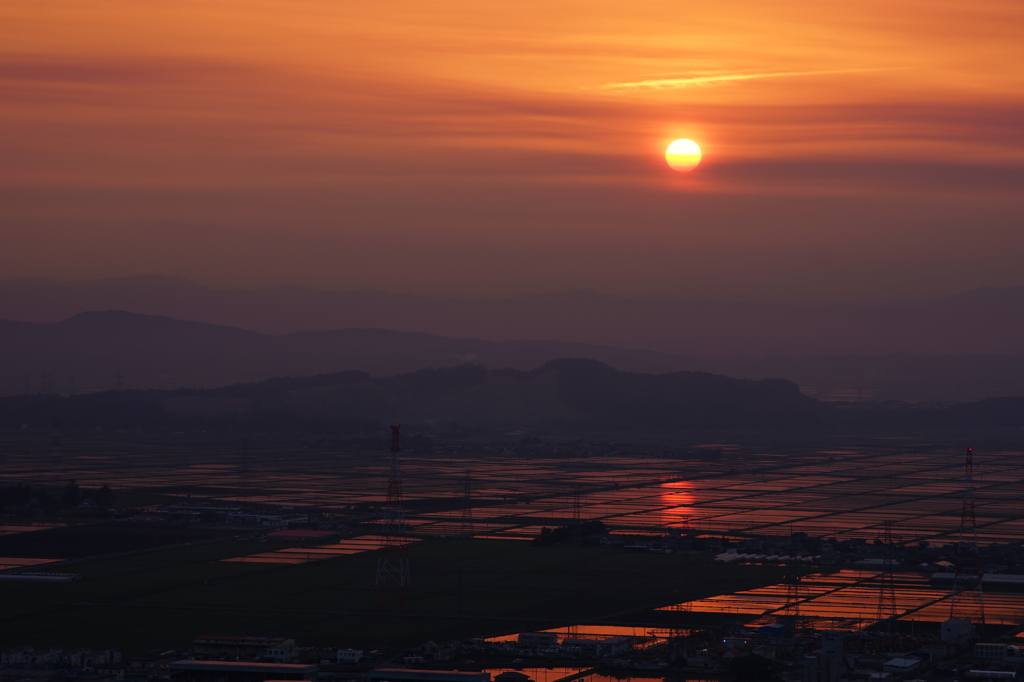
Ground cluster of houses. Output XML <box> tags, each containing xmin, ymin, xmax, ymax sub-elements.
<box><xmin>129</xmin><ymin>505</ymin><xmax>313</xmax><ymax>528</ymax></box>
<box><xmin>6</xmin><ymin>625</ymin><xmax>1024</xmax><ymax>682</ymax></box>
<box><xmin>1</xmin><ymin>647</ymin><xmax>122</xmax><ymax>668</ymax></box>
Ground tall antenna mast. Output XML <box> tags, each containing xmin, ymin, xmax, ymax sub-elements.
<box><xmin>376</xmin><ymin>425</ymin><xmax>411</xmax><ymax>587</ymax></box>
<box><xmin>950</xmin><ymin>447</ymin><xmax>985</xmax><ymax>626</ymax></box>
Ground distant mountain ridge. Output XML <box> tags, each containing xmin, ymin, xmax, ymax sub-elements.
<box><xmin>0</xmin><ymin>358</ymin><xmax>843</xmax><ymax>433</ymax></box>
<box><xmin>3</xmin><ymin>274</ymin><xmax>1024</xmax><ymax>357</ymax></box>
<box><xmin>0</xmin><ymin>310</ymin><xmax>696</xmax><ymax>395</ymax></box>
<box><xmin>3</xmin><ymin>359</ymin><xmax>1021</xmax><ymax>435</ymax></box>
<box><xmin>5</xmin><ymin>310</ymin><xmax>1024</xmax><ymax>404</ymax></box>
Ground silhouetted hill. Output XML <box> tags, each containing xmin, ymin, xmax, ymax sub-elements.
<box><xmin>2</xmin><ymin>360</ymin><xmax>1021</xmax><ymax>435</ymax></box>
<box><xmin>697</xmin><ymin>354</ymin><xmax>1024</xmax><ymax>404</ymax></box>
<box><xmin>0</xmin><ymin>310</ymin><xmax>696</xmax><ymax>395</ymax></box>
<box><xmin>6</xmin><ymin>310</ymin><xmax>1024</xmax><ymax>404</ymax></box>
<box><xmin>3</xmin><ymin>275</ymin><xmax>1024</xmax><ymax>357</ymax></box>
<box><xmin>0</xmin><ymin>360</ymin><xmax>830</xmax><ymax>433</ymax></box>
<box><xmin>503</xmin><ymin>359</ymin><xmax>830</xmax><ymax>429</ymax></box>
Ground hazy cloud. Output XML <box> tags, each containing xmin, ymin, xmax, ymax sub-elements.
<box><xmin>600</xmin><ymin>68</ymin><xmax>883</xmax><ymax>90</ymax></box>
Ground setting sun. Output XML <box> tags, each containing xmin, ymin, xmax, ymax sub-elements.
<box><xmin>665</xmin><ymin>139</ymin><xmax>702</xmax><ymax>172</ymax></box>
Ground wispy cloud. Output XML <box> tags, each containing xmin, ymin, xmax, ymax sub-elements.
<box><xmin>600</xmin><ymin>68</ymin><xmax>882</xmax><ymax>91</ymax></box>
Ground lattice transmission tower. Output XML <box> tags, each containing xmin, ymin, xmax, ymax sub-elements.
<box><xmin>783</xmin><ymin>561</ymin><xmax>804</xmax><ymax>630</ymax></box>
<box><xmin>570</xmin><ymin>484</ymin><xmax>584</xmax><ymax>546</ymax></box>
<box><xmin>876</xmin><ymin>520</ymin><xmax>898</xmax><ymax>629</ymax></box>
<box><xmin>949</xmin><ymin>447</ymin><xmax>985</xmax><ymax>625</ymax></box>
<box><xmin>375</xmin><ymin>425</ymin><xmax>411</xmax><ymax>587</ymax></box>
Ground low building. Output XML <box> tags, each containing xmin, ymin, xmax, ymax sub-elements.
<box><xmin>65</xmin><ymin>649</ymin><xmax>123</xmax><ymax>667</ymax></box>
<box><xmin>562</xmin><ymin>636</ymin><xmax>631</xmax><ymax>657</ymax></box>
<box><xmin>941</xmin><ymin>618</ymin><xmax>974</xmax><ymax>645</ymax></box>
<box><xmin>516</xmin><ymin>633</ymin><xmax>558</xmax><ymax>647</ymax></box>
<box><xmin>95</xmin><ymin>665</ymin><xmax>126</xmax><ymax>681</ymax></box>
<box><xmin>684</xmin><ymin>655</ymin><xmax>712</xmax><ymax>668</ymax></box>
<box><xmin>819</xmin><ymin>544</ymin><xmax>840</xmax><ymax>565</ymax></box>
<box><xmin>194</xmin><ymin>636</ymin><xmax>296</xmax><ymax>658</ymax></box>
<box><xmin>966</xmin><ymin>671</ymin><xmax>1016</xmax><ymax>680</ymax></box>
<box><xmin>883</xmin><ymin>656</ymin><xmax>923</xmax><ymax>675</ymax></box>
<box><xmin>335</xmin><ymin>649</ymin><xmax>363</xmax><ymax>664</ymax></box>
<box><xmin>2</xmin><ymin>647</ymin><xmax>60</xmax><ymax>667</ymax></box>
<box><xmin>264</xmin><ymin>646</ymin><xmax>299</xmax><ymax>663</ymax></box>
<box><xmin>169</xmin><ymin>660</ymin><xmax>317</xmax><ymax>681</ymax></box>
<box><xmin>817</xmin><ymin>630</ymin><xmax>846</xmax><ymax>682</ymax></box>
<box><xmin>368</xmin><ymin>670</ymin><xmax>490</xmax><ymax>682</ymax></box>
<box><xmin>920</xmin><ymin>643</ymin><xmax>950</xmax><ymax>661</ymax></box>
<box><xmin>976</xmin><ymin>643</ymin><xmax>1023</xmax><ymax>662</ymax></box>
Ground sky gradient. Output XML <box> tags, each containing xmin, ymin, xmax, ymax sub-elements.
<box><xmin>2</xmin><ymin>1</ymin><xmax>1022</xmax><ymax>302</ymax></box>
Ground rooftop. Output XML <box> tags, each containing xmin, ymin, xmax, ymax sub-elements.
<box><xmin>195</xmin><ymin>636</ymin><xmax>293</xmax><ymax>645</ymax></box>
<box><xmin>170</xmin><ymin>661</ymin><xmax>317</xmax><ymax>674</ymax></box>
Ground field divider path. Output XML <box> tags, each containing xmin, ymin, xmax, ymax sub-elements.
<box><xmin>550</xmin><ymin>668</ymin><xmax>599</xmax><ymax>682</ymax></box>
<box><xmin>758</xmin><ymin>571</ymin><xmax>882</xmax><ymax>618</ymax></box>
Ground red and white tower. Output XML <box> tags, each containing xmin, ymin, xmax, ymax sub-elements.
<box><xmin>949</xmin><ymin>447</ymin><xmax>985</xmax><ymax>625</ymax></box>
<box><xmin>376</xmin><ymin>425</ymin><xmax>411</xmax><ymax>587</ymax></box>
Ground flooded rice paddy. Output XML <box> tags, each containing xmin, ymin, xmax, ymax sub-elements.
<box><xmin>3</xmin><ymin>433</ymin><xmax>1024</xmax><ymax>629</ymax></box>
<box><xmin>661</xmin><ymin>568</ymin><xmax>1024</xmax><ymax>627</ymax></box>
<box><xmin>480</xmin><ymin>669</ymin><xmax>692</xmax><ymax>682</ymax></box>
<box><xmin>221</xmin><ymin>534</ymin><xmax>421</xmax><ymax>564</ymax></box>
<box><xmin>0</xmin><ymin>556</ymin><xmax>58</xmax><ymax>570</ymax></box>
<box><xmin>482</xmin><ymin>669</ymin><xmax>586</xmax><ymax>682</ymax></box>
<box><xmin>5</xmin><ymin>437</ymin><xmax>1023</xmax><ymax>546</ymax></box>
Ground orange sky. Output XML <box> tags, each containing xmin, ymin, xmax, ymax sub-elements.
<box><xmin>2</xmin><ymin>0</ymin><xmax>1023</xmax><ymax>301</ymax></box>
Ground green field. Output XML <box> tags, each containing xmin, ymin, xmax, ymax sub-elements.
<box><xmin>0</xmin><ymin>535</ymin><xmax>784</xmax><ymax>656</ymax></box>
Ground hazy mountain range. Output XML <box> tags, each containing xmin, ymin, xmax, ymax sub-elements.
<box><xmin>3</xmin><ymin>274</ymin><xmax>1024</xmax><ymax>357</ymax></box>
<box><xmin>0</xmin><ymin>310</ymin><xmax>692</xmax><ymax>395</ymax></box>
<box><xmin>2</xmin><ymin>275</ymin><xmax>1024</xmax><ymax>404</ymax></box>
<box><xmin>3</xmin><ymin>310</ymin><xmax>1024</xmax><ymax>404</ymax></box>
<box><xmin>0</xmin><ymin>359</ymin><xmax>830</xmax><ymax>434</ymax></box>
<box><xmin>4</xmin><ymin>359</ymin><xmax>1021</xmax><ymax>435</ymax></box>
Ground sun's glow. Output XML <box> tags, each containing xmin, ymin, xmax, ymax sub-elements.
<box><xmin>665</xmin><ymin>139</ymin><xmax>702</xmax><ymax>172</ymax></box>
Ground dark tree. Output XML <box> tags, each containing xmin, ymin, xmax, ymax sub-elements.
<box><xmin>60</xmin><ymin>480</ymin><xmax>81</xmax><ymax>508</ymax></box>
<box><xmin>531</xmin><ymin>520</ymin><xmax>607</xmax><ymax>546</ymax></box>
<box><xmin>93</xmin><ymin>484</ymin><xmax>114</xmax><ymax>508</ymax></box>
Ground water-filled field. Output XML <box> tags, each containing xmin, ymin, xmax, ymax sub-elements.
<box><xmin>2</xmin><ymin>430</ymin><xmax>1023</xmax><ymax>646</ymax></box>
<box><xmin>4</xmin><ymin>432</ymin><xmax>1023</xmax><ymax>545</ymax></box>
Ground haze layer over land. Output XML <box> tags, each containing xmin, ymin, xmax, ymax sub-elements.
<box><xmin>5</xmin><ymin>275</ymin><xmax>1024</xmax><ymax>356</ymax></box>
<box><xmin>4</xmin><ymin>278</ymin><xmax>1024</xmax><ymax>403</ymax></box>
